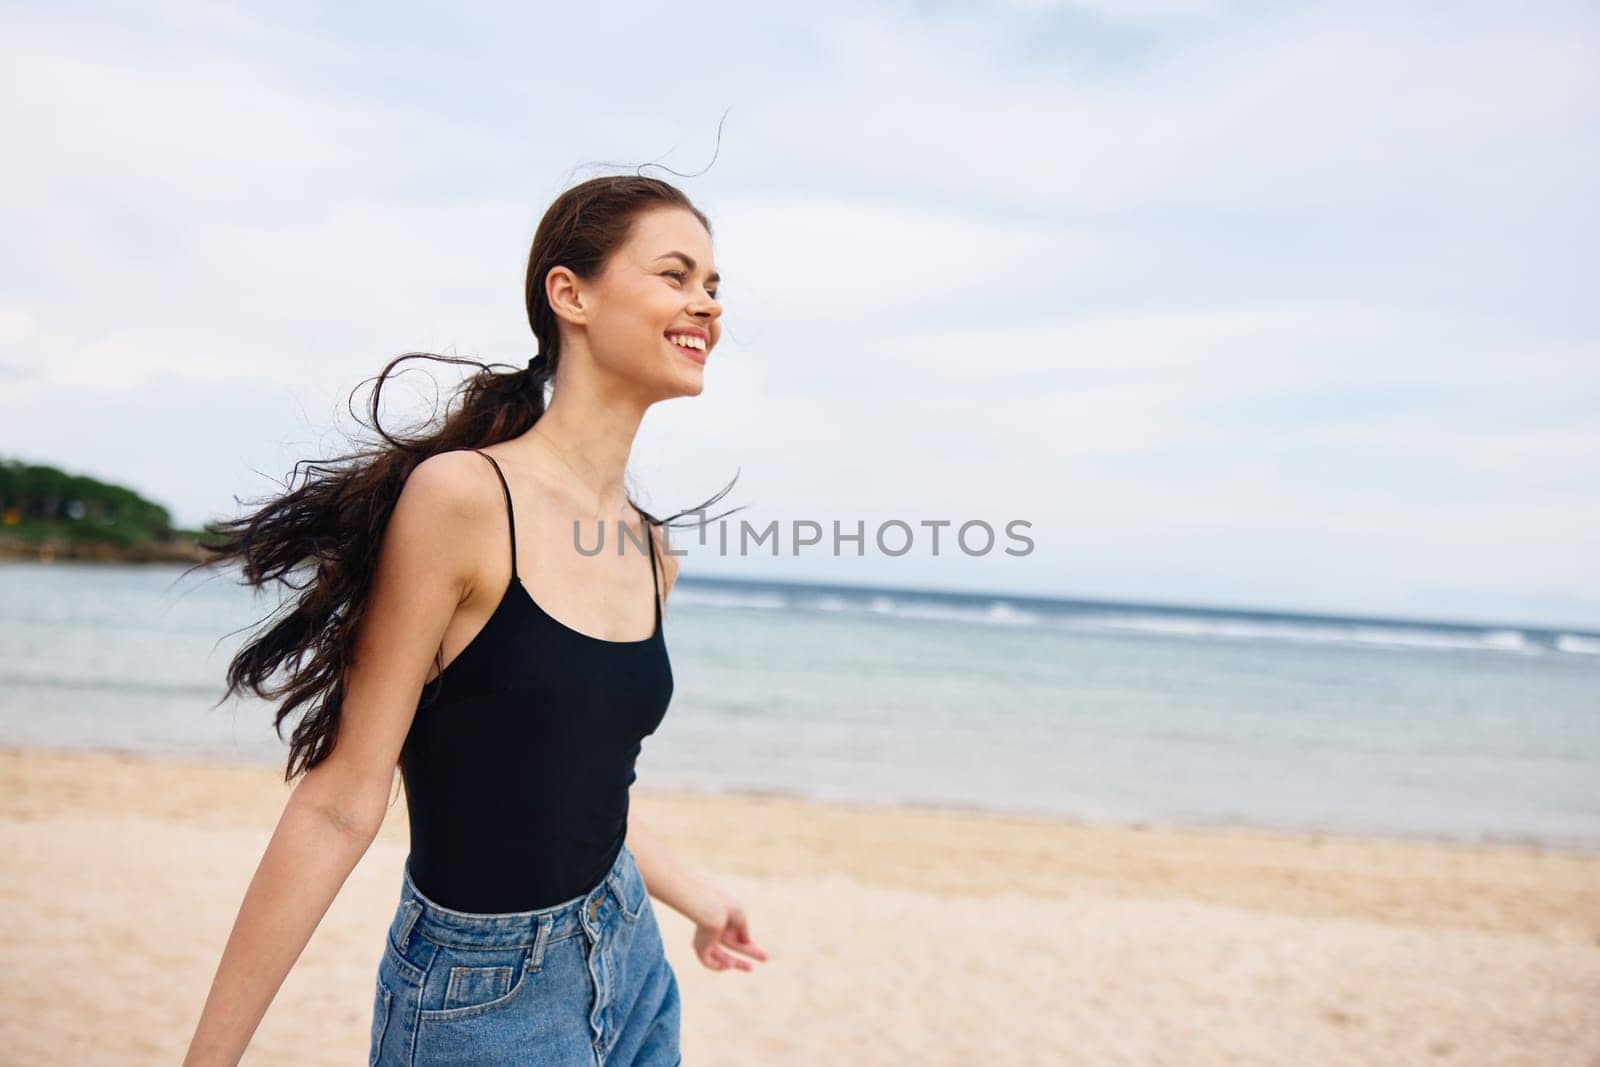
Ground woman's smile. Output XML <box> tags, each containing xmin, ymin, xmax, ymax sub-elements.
<box><xmin>665</xmin><ymin>330</ymin><xmax>709</xmax><ymax>365</ymax></box>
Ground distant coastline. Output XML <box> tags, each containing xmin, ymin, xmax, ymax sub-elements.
<box><xmin>0</xmin><ymin>531</ymin><xmax>208</xmax><ymax>564</ymax></box>
<box><xmin>1</xmin><ymin>455</ymin><xmax>211</xmax><ymax>564</ymax></box>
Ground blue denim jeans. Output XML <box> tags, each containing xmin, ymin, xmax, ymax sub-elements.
<box><xmin>370</xmin><ymin>843</ymin><xmax>682</xmax><ymax>1066</ymax></box>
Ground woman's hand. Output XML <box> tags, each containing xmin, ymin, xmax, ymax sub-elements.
<box><xmin>690</xmin><ymin>879</ymin><xmax>770</xmax><ymax>973</ymax></box>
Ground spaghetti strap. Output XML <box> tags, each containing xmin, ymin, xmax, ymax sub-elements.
<box><xmin>636</xmin><ymin>505</ymin><xmax>662</xmax><ymax>623</ymax></box>
<box><xmin>471</xmin><ymin>449</ymin><xmax>518</xmax><ymax>579</ymax></box>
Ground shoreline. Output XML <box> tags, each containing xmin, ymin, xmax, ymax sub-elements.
<box><xmin>6</xmin><ymin>740</ymin><xmax>1593</xmax><ymax>861</ymax></box>
<box><xmin>5</xmin><ymin>743</ymin><xmax>1598</xmax><ymax>939</ymax></box>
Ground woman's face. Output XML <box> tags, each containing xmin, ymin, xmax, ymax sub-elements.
<box><xmin>574</xmin><ymin>206</ymin><xmax>722</xmax><ymax>399</ymax></box>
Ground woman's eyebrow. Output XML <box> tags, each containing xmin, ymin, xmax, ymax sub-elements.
<box><xmin>654</xmin><ymin>251</ymin><xmax>721</xmax><ymax>284</ymax></box>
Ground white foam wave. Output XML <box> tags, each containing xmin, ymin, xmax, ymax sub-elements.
<box><xmin>675</xmin><ymin>583</ymin><xmax>1592</xmax><ymax>657</ymax></box>
<box><xmin>1556</xmin><ymin>633</ymin><xmax>1600</xmax><ymax>655</ymax></box>
<box><xmin>670</xmin><ymin>588</ymin><xmax>790</xmax><ymax>611</ymax></box>
<box><xmin>861</xmin><ymin>598</ymin><xmax>1043</xmax><ymax>627</ymax></box>
<box><xmin>1068</xmin><ymin>613</ymin><xmax>1544</xmax><ymax>655</ymax></box>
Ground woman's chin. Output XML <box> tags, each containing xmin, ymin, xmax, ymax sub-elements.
<box><xmin>676</xmin><ymin>371</ymin><xmax>706</xmax><ymax>398</ymax></box>
<box><xmin>657</xmin><ymin>367</ymin><xmax>705</xmax><ymax>400</ymax></box>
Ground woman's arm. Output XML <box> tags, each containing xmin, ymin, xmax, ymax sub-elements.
<box><xmin>181</xmin><ymin>779</ymin><xmax>387</xmax><ymax>1064</ymax></box>
<box><xmin>182</xmin><ymin>451</ymin><xmax>498</xmax><ymax>1065</ymax></box>
<box><xmin>626</xmin><ymin>813</ymin><xmax>725</xmax><ymax>927</ymax></box>
<box><xmin>630</xmin><ymin>526</ymin><xmax>721</xmax><ymax>917</ymax></box>
<box><xmin>628</xmin><ymin>812</ymin><xmax>769</xmax><ymax>973</ymax></box>
<box><xmin>630</xmin><ymin>522</ymin><xmax>769</xmax><ymax>972</ymax></box>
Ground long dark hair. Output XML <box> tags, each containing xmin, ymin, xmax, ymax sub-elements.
<box><xmin>185</xmin><ymin>175</ymin><xmax>743</xmax><ymax>782</ymax></box>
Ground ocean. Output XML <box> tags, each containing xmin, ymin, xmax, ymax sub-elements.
<box><xmin>3</xmin><ymin>561</ymin><xmax>1597</xmax><ymax>851</ymax></box>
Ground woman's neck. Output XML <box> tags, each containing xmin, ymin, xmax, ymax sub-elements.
<box><xmin>517</xmin><ymin>384</ymin><xmax>644</xmax><ymax>516</ymax></box>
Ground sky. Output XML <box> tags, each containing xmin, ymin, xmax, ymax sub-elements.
<box><xmin>2</xmin><ymin>0</ymin><xmax>1597</xmax><ymax>629</ymax></box>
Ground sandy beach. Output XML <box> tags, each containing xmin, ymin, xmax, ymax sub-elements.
<box><xmin>1</xmin><ymin>746</ymin><xmax>1596</xmax><ymax>1066</ymax></box>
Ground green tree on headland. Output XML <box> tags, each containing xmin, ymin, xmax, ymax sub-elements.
<box><xmin>0</xmin><ymin>456</ymin><xmax>205</xmax><ymax>561</ymax></box>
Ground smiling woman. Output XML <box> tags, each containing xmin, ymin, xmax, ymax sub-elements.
<box><xmin>178</xmin><ymin>175</ymin><xmax>768</xmax><ymax>1067</ymax></box>
<box><xmin>542</xmin><ymin>208</ymin><xmax>726</xmax><ymax>401</ymax></box>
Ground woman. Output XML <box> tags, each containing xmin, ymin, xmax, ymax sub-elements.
<box><xmin>182</xmin><ymin>175</ymin><xmax>769</xmax><ymax>1066</ymax></box>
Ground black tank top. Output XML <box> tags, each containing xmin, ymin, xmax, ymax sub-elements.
<box><xmin>397</xmin><ymin>448</ymin><xmax>674</xmax><ymax>913</ymax></box>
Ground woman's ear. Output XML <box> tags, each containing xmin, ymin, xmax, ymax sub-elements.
<box><xmin>546</xmin><ymin>266</ymin><xmax>588</xmax><ymax>326</ymax></box>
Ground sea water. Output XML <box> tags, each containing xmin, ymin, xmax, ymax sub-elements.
<box><xmin>3</xmin><ymin>561</ymin><xmax>1596</xmax><ymax>851</ymax></box>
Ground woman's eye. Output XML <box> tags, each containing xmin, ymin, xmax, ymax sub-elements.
<box><xmin>665</xmin><ymin>271</ymin><xmax>719</xmax><ymax>300</ymax></box>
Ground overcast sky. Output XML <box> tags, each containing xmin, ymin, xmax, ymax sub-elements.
<box><xmin>2</xmin><ymin>1</ymin><xmax>1596</xmax><ymax>629</ymax></box>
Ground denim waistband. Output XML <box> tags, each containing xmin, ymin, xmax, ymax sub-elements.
<box><xmin>396</xmin><ymin>846</ymin><xmax>630</xmax><ymax>950</ymax></box>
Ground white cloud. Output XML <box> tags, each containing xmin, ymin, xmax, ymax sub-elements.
<box><xmin>1</xmin><ymin>1</ymin><xmax>1595</xmax><ymax>626</ymax></box>
<box><xmin>0</xmin><ymin>310</ymin><xmax>31</xmax><ymax>343</ymax></box>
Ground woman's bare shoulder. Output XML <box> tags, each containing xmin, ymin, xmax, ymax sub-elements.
<box><xmin>405</xmin><ymin>449</ymin><xmax>500</xmax><ymax>517</ymax></box>
<box><xmin>389</xmin><ymin>449</ymin><xmax>509</xmax><ymax>600</ymax></box>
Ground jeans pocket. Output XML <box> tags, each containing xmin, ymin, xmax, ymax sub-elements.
<box><xmin>445</xmin><ymin>963</ymin><xmax>513</xmax><ymax>1009</ymax></box>
<box><xmin>417</xmin><ymin>941</ymin><xmax>537</xmax><ymax>1023</ymax></box>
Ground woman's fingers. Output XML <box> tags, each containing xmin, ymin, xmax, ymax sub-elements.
<box><xmin>722</xmin><ymin>936</ymin><xmax>769</xmax><ymax>962</ymax></box>
<box><xmin>715</xmin><ymin>947</ymin><xmax>751</xmax><ymax>971</ymax></box>
<box><xmin>694</xmin><ymin>902</ymin><xmax>769</xmax><ymax>971</ymax></box>
<box><xmin>734</xmin><ymin>936</ymin><xmax>770</xmax><ymax>961</ymax></box>
<box><xmin>722</xmin><ymin>923</ymin><xmax>770</xmax><ymax>961</ymax></box>
<box><xmin>700</xmin><ymin>943</ymin><xmax>754</xmax><ymax>971</ymax></box>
